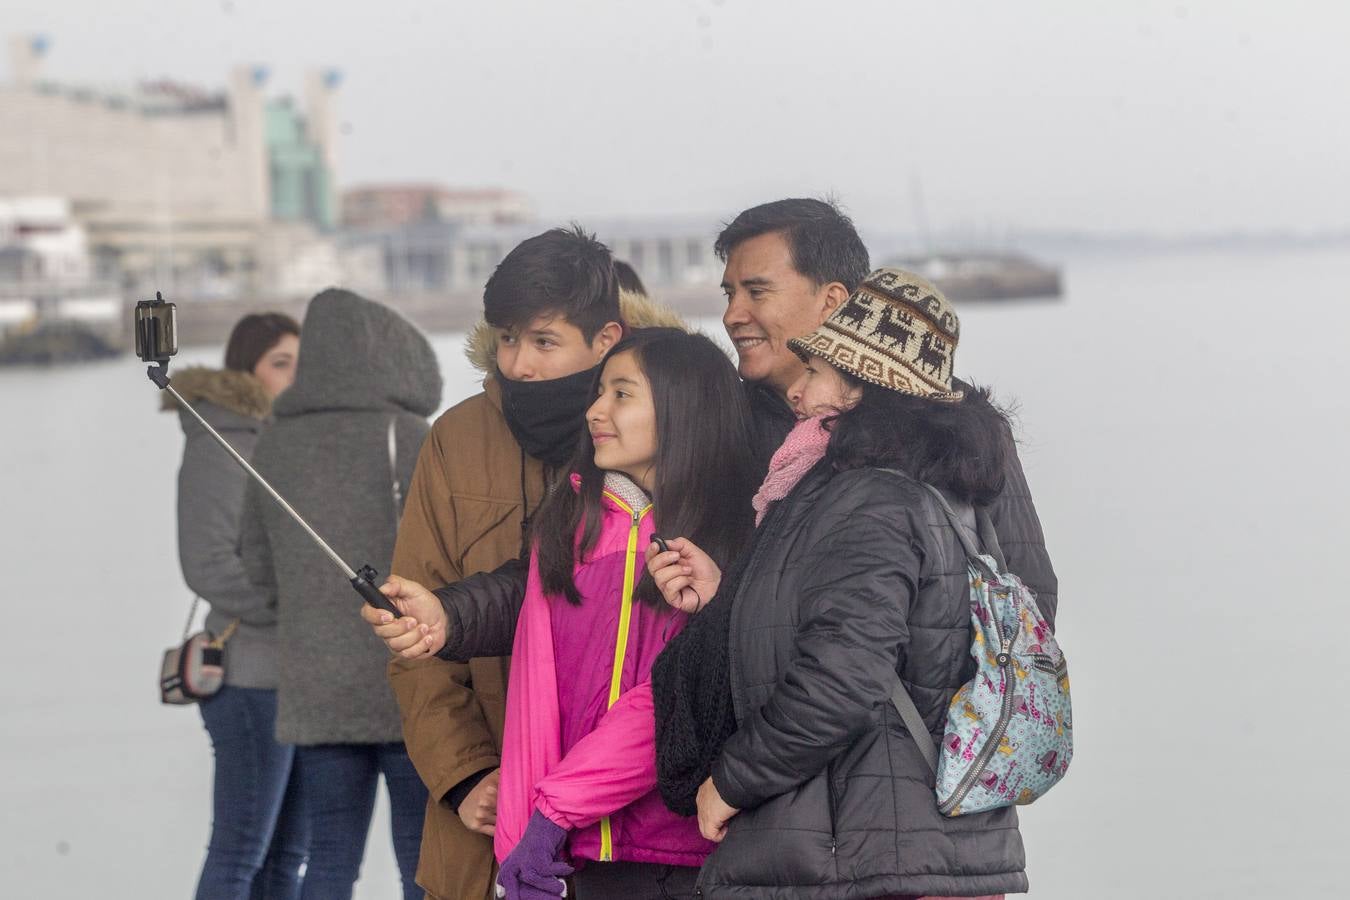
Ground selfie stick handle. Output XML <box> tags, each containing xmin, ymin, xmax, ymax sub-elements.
<box><xmin>152</xmin><ymin>369</ymin><xmax>400</xmax><ymax>615</ymax></box>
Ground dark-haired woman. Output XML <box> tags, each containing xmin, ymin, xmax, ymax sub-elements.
<box><xmin>647</xmin><ymin>269</ymin><xmax>1045</xmax><ymax>899</ymax></box>
<box><xmin>163</xmin><ymin>313</ymin><xmax>310</xmax><ymax>899</ymax></box>
<box><xmin>373</xmin><ymin>328</ymin><xmax>760</xmax><ymax>900</ymax></box>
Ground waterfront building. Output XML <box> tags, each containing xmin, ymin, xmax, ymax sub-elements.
<box><xmin>0</xmin><ymin>195</ymin><xmax>117</xmax><ymax>328</ymax></box>
<box><xmin>339</xmin><ymin>215</ymin><xmax>722</xmax><ymax>297</ymax></box>
<box><xmin>0</xmin><ymin>34</ymin><xmax>339</xmax><ymax>299</ymax></box>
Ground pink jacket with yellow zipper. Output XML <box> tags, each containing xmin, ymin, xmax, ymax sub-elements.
<box><xmin>494</xmin><ymin>472</ymin><xmax>714</xmax><ymax>868</ymax></box>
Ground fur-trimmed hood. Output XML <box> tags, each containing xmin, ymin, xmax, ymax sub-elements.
<box><xmin>159</xmin><ymin>366</ymin><xmax>272</xmax><ymax>420</ymax></box>
<box><xmin>463</xmin><ymin>288</ymin><xmax>687</xmax><ymax>375</ymax></box>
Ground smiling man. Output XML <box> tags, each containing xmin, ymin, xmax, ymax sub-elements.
<box><xmin>715</xmin><ymin>197</ymin><xmax>1059</xmax><ymax>614</ymax></box>
<box><xmin>715</xmin><ymin>199</ymin><xmax>870</xmax><ymax>466</ymax></box>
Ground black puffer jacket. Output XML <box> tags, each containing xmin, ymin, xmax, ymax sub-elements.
<box><xmin>701</xmin><ymin>462</ymin><xmax>1029</xmax><ymax>900</ymax></box>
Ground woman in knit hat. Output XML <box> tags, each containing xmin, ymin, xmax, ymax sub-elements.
<box><xmin>647</xmin><ymin>268</ymin><xmax>1045</xmax><ymax>899</ymax></box>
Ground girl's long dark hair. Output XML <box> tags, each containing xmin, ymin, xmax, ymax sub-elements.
<box><xmin>534</xmin><ymin>328</ymin><xmax>758</xmax><ymax>606</ymax></box>
<box><xmin>827</xmin><ymin>377</ymin><xmax>1015</xmax><ymax>505</ymax></box>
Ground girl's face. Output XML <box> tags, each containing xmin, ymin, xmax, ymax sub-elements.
<box><xmin>787</xmin><ymin>356</ymin><xmax>862</xmax><ymax>420</ymax></box>
<box><xmin>587</xmin><ymin>350</ymin><xmax>658</xmax><ymax>492</ymax></box>
<box><xmin>253</xmin><ymin>333</ymin><xmax>300</xmax><ymax>399</ymax></box>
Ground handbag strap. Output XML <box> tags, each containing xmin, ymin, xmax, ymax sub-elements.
<box><xmin>181</xmin><ymin>595</ymin><xmax>202</xmax><ymax>642</ymax></box>
<box><xmin>182</xmin><ymin>595</ymin><xmax>240</xmax><ymax>648</ymax></box>
<box><xmin>387</xmin><ymin>416</ymin><xmax>404</xmax><ymax>529</ymax></box>
<box><xmin>209</xmin><ymin>619</ymin><xmax>240</xmax><ymax>649</ymax></box>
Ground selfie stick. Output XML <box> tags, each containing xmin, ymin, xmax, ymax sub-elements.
<box><xmin>141</xmin><ymin>317</ymin><xmax>399</xmax><ymax>616</ymax></box>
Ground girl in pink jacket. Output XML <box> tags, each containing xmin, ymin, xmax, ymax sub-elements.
<box><xmin>380</xmin><ymin>328</ymin><xmax>760</xmax><ymax>900</ymax></box>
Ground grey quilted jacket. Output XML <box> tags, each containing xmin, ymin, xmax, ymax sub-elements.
<box><xmin>167</xmin><ymin>367</ymin><xmax>278</xmax><ymax>688</ymax></box>
<box><xmin>702</xmin><ymin>462</ymin><xmax>1034</xmax><ymax>900</ymax></box>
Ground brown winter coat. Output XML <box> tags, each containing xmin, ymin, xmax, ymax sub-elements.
<box><xmin>388</xmin><ymin>292</ymin><xmax>683</xmax><ymax>900</ymax></box>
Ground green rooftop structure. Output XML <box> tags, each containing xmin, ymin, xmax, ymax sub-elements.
<box><xmin>265</xmin><ymin>97</ymin><xmax>336</xmax><ymax>230</ymax></box>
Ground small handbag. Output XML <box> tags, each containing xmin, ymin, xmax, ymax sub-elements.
<box><xmin>159</xmin><ymin>596</ymin><xmax>239</xmax><ymax>705</ymax></box>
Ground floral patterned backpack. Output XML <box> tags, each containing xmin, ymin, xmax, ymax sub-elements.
<box><xmin>889</xmin><ymin>482</ymin><xmax>1073</xmax><ymax>816</ymax></box>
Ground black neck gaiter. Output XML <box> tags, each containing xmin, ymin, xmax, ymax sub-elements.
<box><xmin>498</xmin><ymin>365</ymin><xmax>597</xmax><ymax>469</ymax></box>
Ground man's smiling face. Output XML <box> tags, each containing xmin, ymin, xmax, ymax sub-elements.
<box><xmin>721</xmin><ymin>231</ymin><xmax>838</xmax><ymax>396</ymax></box>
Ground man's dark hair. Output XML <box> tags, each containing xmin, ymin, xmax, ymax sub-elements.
<box><xmin>483</xmin><ymin>225</ymin><xmax>621</xmax><ymax>341</ymax></box>
<box><xmin>612</xmin><ymin>259</ymin><xmax>647</xmax><ymax>297</ymax></box>
<box><xmin>223</xmin><ymin>312</ymin><xmax>300</xmax><ymax>374</ymax></box>
<box><xmin>714</xmin><ymin>198</ymin><xmax>870</xmax><ymax>292</ymax></box>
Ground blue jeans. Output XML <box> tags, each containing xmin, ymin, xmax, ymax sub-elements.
<box><xmin>294</xmin><ymin>742</ymin><xmax>427</xmax><ymax>900</ymax></box>
<box><xmin>196</xmin><ymin>686</ymin><xmax>309</xmax><ymax>900</ymax></box>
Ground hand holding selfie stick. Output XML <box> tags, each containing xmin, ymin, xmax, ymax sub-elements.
<box><xmin>136</xmin><ymin>292</ymin><xmax>400</xmax><ymax>616</ymax></box>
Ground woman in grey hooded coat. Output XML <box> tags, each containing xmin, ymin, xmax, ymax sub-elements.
<box><xmin>240</xmin><ymin>289</ymin><xmax>442</xmax><ymax>900</ymax></box>
<box><xmin>166</xmin><ymin>312</ymin><xmax>309</xmax><ymax>900</ymax></box>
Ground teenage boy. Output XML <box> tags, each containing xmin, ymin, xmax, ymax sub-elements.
<box><xmin>378</xmin><ymin>226</ymin><xmax>678</xmax><ymax>900</ymax></box>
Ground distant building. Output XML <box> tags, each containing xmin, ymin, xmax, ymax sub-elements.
<box><xmin>0</xmin><ymin>34</ymin><xmax>724</xmax><ymax>311</ymax></box>
<box><xmin>338</xmin><ymin>217</ymin><xmax>721</xmax><ymax>296</ymax></box>
<box><xmin>266</xmin><ymin>68</ymin><xmax>343</xmax><ymax>232</ymax></box>
<box><xmin>0</xmin><ymin>196</ymin><xmax>117</xmax><ymax>327</ymax></box>
<box><xmin>0</xmin><ymin>196</ymin><xmax>90</xmax><ymax>284</ymax></box>
<box><xmin>0</xmin><ymin>34</ymin><xmax>340</xmax><ymax>299</ymax></box>
<box><xmin>342</xmin><ymin>184</ymin><xmax>532</xmax><ymax>229</ymax></box>
<box><xmin>600</xmin><ymin>219</ymin><xmax>722</xmax><ymax>288</ymax></box>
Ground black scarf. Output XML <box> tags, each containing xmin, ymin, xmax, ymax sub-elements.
<box><xmin>498</xmin><ymin>365</ymin><xmax>597</xmax><ymax>469</ymax></box>
<box><xmin>652</xmin><ymin>496</ymin><xmax>791</xmax><ymax>816</ymax></box>
<box><xmin>651</xmin><ymin>462</ymin><xmax>825</xmax><ymax>816</ymax></box>
<box><xmin>651</xmin><ymin>557</ymin><xmax>746</xmax><ymax>817</ymax></box>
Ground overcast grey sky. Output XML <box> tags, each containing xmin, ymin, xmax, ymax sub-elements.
<box><xmin>7</xmin><ymin>0</ymin><xmax>1348</xmax><ymax>237</ymax></box>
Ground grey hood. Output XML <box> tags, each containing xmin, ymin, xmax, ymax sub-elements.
<box><xmin>274</xmin><ymin>288</ymin><xmax>442</xmax><ymax>418</ymax></box>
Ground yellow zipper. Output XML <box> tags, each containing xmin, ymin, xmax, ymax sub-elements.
<box><xmin>598</xmin><ymin>490</ymin><xmax>650</xmax><ymax>861</ymax></box>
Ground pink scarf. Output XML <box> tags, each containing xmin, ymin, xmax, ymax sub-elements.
<box><xmin>752</xmin><ymin>415</ymin><xmax>831</xmax><ymax>525</ymax></box>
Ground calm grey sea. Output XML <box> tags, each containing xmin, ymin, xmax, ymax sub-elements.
<box><xmin>2</xmin><ymin>247</ymin><xmax>1346</xmax><ymax>898</ymax></box>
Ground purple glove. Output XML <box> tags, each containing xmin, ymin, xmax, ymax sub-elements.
<box><xmin>495</xmin><ymin>810</ymin><xmax>573</xmax><ymax>900</ymax></box>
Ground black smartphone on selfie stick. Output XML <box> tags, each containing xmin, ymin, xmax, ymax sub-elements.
<box><xmin>135</xmin><ymin>293</ymin><xmax>400</xmax><ymax>616</ymax></box>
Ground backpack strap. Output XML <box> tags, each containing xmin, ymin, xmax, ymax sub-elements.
<box><xmin>881</xmin><ymin>474</ymin><xmax>1004</xmax><ymax>779</ymax></box>
<box><xmin>919</xmin><ymin>482</ymin><xmax>1006</xmax><ymax>579</ymax></box>
<box><xmin>975</xmin><ymin>506</ymin><xmax>1007</xmax><ymax>573</ymax></box>
<box><xmin>920</xmin><ymin>483</ymin><xmax>980</xmax><ymax>559</ymax></box>
<box><xmin>890</xmin><ymin>676</ymin><xmax>939</xmax><ymax>776</ymax></box>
